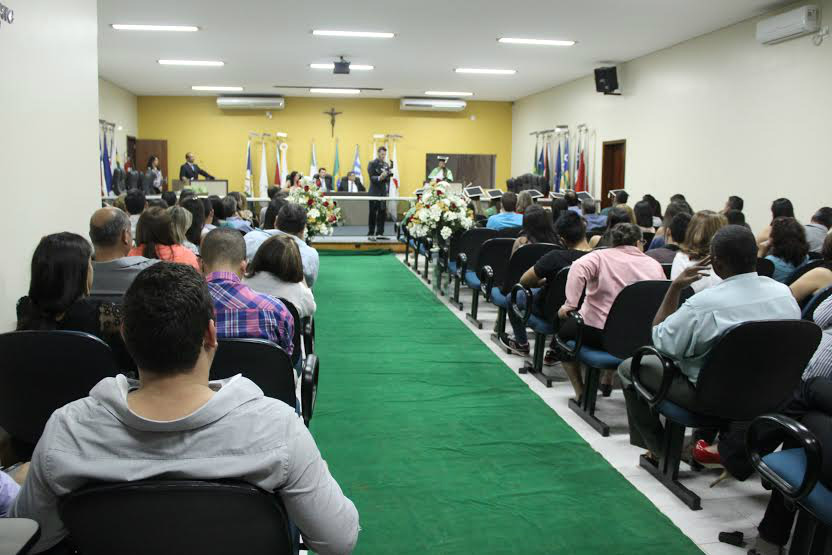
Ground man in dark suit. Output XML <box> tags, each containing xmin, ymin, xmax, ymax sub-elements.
<box><xmin>337</xmin><ymin>171</ymin><xmax>365</xmax><ymax>192</ymax></box>
<box><xmin>366</xmin><ymin>146</ymin><xmax>391</xmax><ymax>240</ymax></box>
<box><xmin>315</xmin><ymin>168</ymin><xmax>334</xmax><ymax>191</ymax></box>
<box><xmin>179</xmin><ymin>152</ymin><xmax>214</xmax><ymax>181</ymax></box>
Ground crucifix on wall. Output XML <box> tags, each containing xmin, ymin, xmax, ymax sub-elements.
<box><xmin>323</xmin><ymin>107</ymin><xmax>343</xmax><ymax>137</ymax></box>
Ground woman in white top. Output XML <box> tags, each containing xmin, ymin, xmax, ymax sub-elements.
<box><xmin>670</xmin><ymin>210</ymin><xmax>728</xmax><ymax>293</ymax></box>
<box><xmin>245</xmin><ymin>234</ymin><xmax>316</xmax><ymax>318</ymax></box>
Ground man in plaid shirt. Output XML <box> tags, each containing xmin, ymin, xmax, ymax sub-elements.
<box><xmin>201</xmin><ymin>228</ymin><xmax>293</xmax><ymax>356</ymax></box>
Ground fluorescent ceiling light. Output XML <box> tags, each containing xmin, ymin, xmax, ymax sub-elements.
<box><xmin>191</xmin><ymin>85</ymin><xmax>243</xmax><ymax>92</ymax></box>
<box><xmin>111</xmin><ymin>24</ymin><xmax>199</xmax><ymax>32</ymax></box>
<box><xmin>425</xmin><ymin>91</ymin><xmax>474</xmax><ymax>97</ymax></box>
<box><xmin>310</xmin><ymin>88</ymin><xmax>361</xmax><ymax>94</ymax></box>
<box><xmin>159</xmin><ymin>60</ymin><xmax>224</xmax><ymax>66</ymax></box>
<box><xmin>455</xmin><ymin>68</ymin><xmax>516</xmax><ymax>75</ymax></box>
<box><xmin>373</xmin><ymin>134</ymin><xmax>386</xmax><ymax>139</ymax></box>
<box><xmin>309</xmin><ymin>63</ymin><xmax>374</xmax><ymax>70</ymax></box>
<box><xmin>498</xmin><ymin>37</ymin><xmax>575</xmax><ymax>46</ymax></box>
<box><xmin>312</xmin><ymin>30</ymin><xmax>394</xmax><ymax>38</ymax></box>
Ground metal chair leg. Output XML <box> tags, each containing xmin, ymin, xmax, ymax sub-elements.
<box><xmin>466</xmin><ymin>289</ymin><xmax>482</xmax><ymax>329</ymax></box>
<box><xmin>568</xmin><ymin>365</ymin><xmax>610</xmax><ymax>436</ymax></box>
<box><xmin>639</xmin><ymin>420</ymin><xmax>702</xmax><ymax>510</ymax></box>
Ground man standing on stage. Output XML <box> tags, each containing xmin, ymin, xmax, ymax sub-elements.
<box><xmin>367</xmin><ymin>146</ymin><xmax>391</xmax><ymax>240</ymax></box>
<box><xmin>428</xmin><ymin>156</ymin><xmax>454</xmax><ymax>182</ymax></box>
<box><xmin>179</xmin><ymin>152</ymin><xmax>214</xmax><ymax>182</ymax></box>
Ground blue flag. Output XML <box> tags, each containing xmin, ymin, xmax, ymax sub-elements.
<box><xmin>562</xmin><ymin>136</ymin><xmax>570</xmax><ymax>191</ymax></box>
<box><xmin>554</xmin><ymin>142</ymin><xmax>562</xmax><ymax>193</ymax></box>
<box><xmin>351</xmin><ymin>144</ymin><xmax>362</xmax><ymax>180</ymax></box>
<box><xmin>102</xmin><ymin>132</ymin><xmax>113</xmax><ymax>193</ymax></box>
<box><xmin>536</xmin><ymin>144</ymin><xmax>545</xmax><ymax>176</ymax></box>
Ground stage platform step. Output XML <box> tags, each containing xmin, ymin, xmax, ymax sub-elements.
<box><xmin>311</xmin><ymin>224</ymin><xmax>404</xmax><ymax>252</ymax></box>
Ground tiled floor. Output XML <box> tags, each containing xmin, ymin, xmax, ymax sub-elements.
<box><xmin>398</xmin><ymin>255</ymin><xmax>768</xmax><ymax>555</ymax></box>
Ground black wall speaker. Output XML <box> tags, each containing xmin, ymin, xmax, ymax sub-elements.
<box><xmin>594</xmin><ymin>66</ymin><xmax>619</xmax><ymax>94</ymax></box>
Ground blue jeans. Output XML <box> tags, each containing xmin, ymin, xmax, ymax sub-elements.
<box><xmin>507</xmin><ymin>288</ymin><xmax>541</xmax><ymax>344</ymax></box>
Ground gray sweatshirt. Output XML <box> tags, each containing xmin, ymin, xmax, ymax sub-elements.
<box><xmin>10</xmin><ymin>374</ymin><xmax>359</xmax><ymax>554</ymax></box>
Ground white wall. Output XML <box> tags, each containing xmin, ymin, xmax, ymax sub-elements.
<box><xmin>512</xmin><ymin>0</ymin><xmax>832</xmax><ymax>232</ymax></box>
<box><xmin>0</xmin><ymin>0</ymin><xmax>100</xmax><ymax>330</ymax></box>
<box><xmin>98</xmin><ymin>78</ymin><xmax>138</xmax><ymax>164</ymax></box>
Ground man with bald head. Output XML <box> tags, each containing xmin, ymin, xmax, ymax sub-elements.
<box><xmin>179</xmin><ymin>152</ymin><xmax>214</xmax><ymax>181</ymax></box>
<box><xmin>89</xmin><ymin>207</ymin><xmax>158</xmax><ymax>301</ymax></box>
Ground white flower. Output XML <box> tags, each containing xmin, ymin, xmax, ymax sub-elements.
<box><xmin>308</xmin><ymin>208</ymin><xmax>320</xmax><ymax>220</ymax></box>
<box><xmin>441</xmin><ymin>226</ymin><xmax>452</xmax><ymax>240</ymax></box>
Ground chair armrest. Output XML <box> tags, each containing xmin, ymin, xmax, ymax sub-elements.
<box><xmin>478</xmin><ymin>265</ymin><xmax>495</xmax><ymax>301</ymax></box>
<box><xmin>509</xmin><ymin>284</ymin><xmax>532</xmax><ymax>325</ymax></box>
<box><xmin>456</xmin><ymin>253</ymin><xmax>468</xmax><ymax>279</ymax></box>
<box><xmin>302</xmin><ymin>317</ymin><xmax>314</xmax><ymax>355</ymax></box>
<box><xmin>630</xmin><ymin>346</ymin><xmax>679</xmax><ymax>408</ymax></box>
<box><xmin>554</xmin><ymin>311</ymin><xmax>585</xmax><ymax>360</ymax></box>
<box><xmin>301</xmin><ymin>354</ymin><xmax>319</xmax><ymax>428</ymax></box>
<box><xmin>747</xmin><ymin>414</ymin><xmax>821</xmax><ymax>503</ymax></box>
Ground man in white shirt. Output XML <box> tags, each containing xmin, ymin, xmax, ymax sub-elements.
<box><xmin>10</xmin><ymin>262</ymin><xmax>358</xmax><ymax>554</ymax></box>
<box><xmin>805</xmin><ymin>207</ymin><xmax>832</xmax><ymax>254</ymax></box>
<box><xmin>245</xmin><ymin>204</ymin><xmax>320</xmax><ymax>287</ymax></box>
<box><xmin>618</xmin><ymin>225</ymin><xmax>801</xmax><ymax>457</ymax></box>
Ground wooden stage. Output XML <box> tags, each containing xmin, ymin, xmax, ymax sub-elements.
<box><xmin>311</xmin><ymin>224</ymin><xmax>405</xmax><ymax>253</ymax></box>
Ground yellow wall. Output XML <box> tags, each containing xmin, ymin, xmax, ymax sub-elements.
<box><xmin>137</xmin><ymin>96</ymin><xmax>512</xmax><ymax>196</ymax></box>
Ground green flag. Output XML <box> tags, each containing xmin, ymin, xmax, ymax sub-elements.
<box><xmin>332</xmin><ymin>139</ymin><xmax>341</xmax><ymax>181</ymax></box>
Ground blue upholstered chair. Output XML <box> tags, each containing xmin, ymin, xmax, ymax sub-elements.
<box><xmin>463</xmin><ymin>238</ymin><xmax>515</xmax><ymax>329</ymax></box>
<box><xmin>451</xmin><ymin>228</ymin><xmax>497</xmax><ymax>310</ymax></box>
<box><xmin>802</xmin><ymin>285</ymin><xmax>832</xmax><ymax>321</ymax></box>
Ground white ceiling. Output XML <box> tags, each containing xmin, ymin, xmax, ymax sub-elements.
<box><xmin>98</xmin><ymin>0</ymin><xmax>791</xmax><ymax>101</ymax></box>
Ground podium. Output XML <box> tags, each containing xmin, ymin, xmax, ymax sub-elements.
<box><xmin>172</xmin><ymin>179</ymin><xmax>228</xmax><ymax>196</ymax></box>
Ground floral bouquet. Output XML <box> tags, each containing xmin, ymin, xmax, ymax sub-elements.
<box><xmin>405</xmin><ymin>181</ymin><xmax>474</xmax><ymax>245</ymax></box>
<box><xmin>286</xmin><ymin>177</ymin><xmax>342</xmax><ymax>238</ymax></box>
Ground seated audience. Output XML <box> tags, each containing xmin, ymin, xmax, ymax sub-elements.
<box><xmin>501</xmin><ymin>211</ymin><xmax>592</xmax><ymax>356</ymax></box>
<box><xmin>648</xmin><ymin>200</ymin><xmax>693</xmax><ymax>250</ymax></box>
<box><xmin>17</xmin><ymin>232</ymin><xmax>123</xmax><ymax>348</ymax></box>
<box><xmin>262</xmin><ymin>192</ymin><xmax>289</xmax><ymax>231</ymax></box>
<box><xmin>550</xmin><ymin>197</ymin><xmax>569</xmax><ymax>223</ymax></box>
<box><xmin>669</xmin><ymin>193</ymin><xmax>687</xmax><ymax>204</ymax></box>
<box><xmin>512</xmin><ymin>205</ymin><xmax>558</xmax><ymax>254</ymax></box>
<box><xmin>760</xmin><ymin>216</ymin><xmax>809</xmax><ymax>282</ymax></box>
<box><xmin>9</xmin><ymin>262</ymin><xmax>358</xmax><ymax>554</ymax></box>
<box><xmin>178</xmin><ymin>188</ymin><xmax>196</xmax><ymax>205</ymax></box>
<box><xmin>791</xmin><ymin>234</ymin><xmax>832</xmax><ymax>304</ymax></box>
<box><xmin>486</xmin><ymin>191</ymin><xmax>522</xmax><ymax>230</ymax></box>
<box><xmin>642</xmin><ymin>194</ymin><xmax>663</xmax><ymax>228</ymax></box>
<box><xmin>245</xmin><ymin>235</ymin><xmax>316</xmax><ymax>318</ymax></box>
<box><xmin>582</xmin><ymin>199</ymin><xmax>606</xmax><ymax>232</ymax></box>
<box><xmin>600</xmin><ymin>190</ymin><xmax>628</xmax><ymax>216</ymax></box>
<box><xmin>338</xmin><ymin>171</ymin><xmax>365</xmax><ymax>192</ymax></box>
<box><xmin>161</xmin><ymin>191</ymin><xmax>177</xmax><ymax>208</ymax></box>
<box><xmin>516</xmin><ymin>191</ymin><xmax>534</xmax><ymax>215</ymax></box>
<box><xmin>724</xmin><ymin>209</ymin><xmax>748</xmax><ymax>229</ymax></box>
<box><xmin>646</xmin><ymin>212</ymin><xmax>691</xmax><ymax>264</ymax></box>
<box><xmin>181</xmin><ymin>198</ymin><xmax>205</xmax><ymax>252</ymax></box>
<box><xmin>230</xmin><ymin>191</ymin><xmax>254</xmax><ymax>223</ymax></box>
<box><xmin>558</xmin><ymin>223</ymin><xmax>666</xmax><ymax>400</ymax></box>
<box><xmin>564</xmin><ymin>191</ymin><xmax>582</xmax><ymax>215</ymax></box>
<box><xmin>0</xmin><ymin>468</ymin><xmax>26</xmax><ymax>517</ymax></box>
<box><xmin>589</xmin><ymin>205</ymin><xmax>635</xmax><ymax>248</ymax></box>
<box><xmin>618</xmin><ymin>225</ymin><xmax>800</xmax><ymax>460</ymax></box>
<box><xmin>202</xmin><ymin>228</ymin><xmax>294</xmax><ymax>355</ymax></box>
<box><xmin>805</xmin><ymin>207</ymin><xmax>832</xmax><ymax>254</ymax></box>
<box><xmin>723</xmin><ymin>195</ymin><xmax>744</xmax><ymax>214</ymax></box>
<box><xmin>112</xmin><ymin>192</ymin><xmax>127</xmax><ymax>213</ymax></box>
<box><xmin>246</xmin><ymin>203</ymin><xmax>319</xmax><ymax>287</ymax></box>
<box><xmin>208</xmin><ymin>195</ymin><xmax>223</xmax><ymax>226</ymax></box>
<box><xmin>89</xmin><ymin>207</ymin><xmax>158</xmax><ymax>299</ymax></box>
<box><xmin>169</xmin><ymin>205</ymin><xmax>198</xmax><ymax>255</ymax></box>
<box><xmin>671</xmin><ymin>210</ymin><xmax>727</xmax><ymax>293</ymax></box>
<box><xmin>633</xmin><ymin>200</ymin><xmax>657</xmax><ymax>234</ymax></box>
<box><xmin>148</xmin><ymin>198</ymin><xmax>169</xmax><ymax>209</ymax></box>
<box><xmin>260</xmin><ymin>186</ymin><xmax>281</xmax><ymax>226</ymax></box>
<box><xmin>125</xmin><ymin>189</ymin><xmax>146</xmax><ymax>240</ymax></box>
<box><xmin>220</xmin><ymin>195</ymin><xmax>255</xmax><ymax>233</ymax></box>
<box><xmin>756</xmin><ymin>197</ymin><xmax>795</xmax><ymax>248</ymax></box>
<box><xmin>128</xmin><ymin>207</ymin><xmax>200</xmax><ymax>270</ymax></box>
<box><xmin>200</xmin><ymin>197</ymin><xmax>216</xmax><ymax>238</ymax></box>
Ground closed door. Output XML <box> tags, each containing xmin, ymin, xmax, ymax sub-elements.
<box><xmin>135</xmin><ymin>139</ymin><xmax>168</xmax><ymax>189</ymax></box>
<box><xmin>601</xmin><ymin>140</ymin><xmax>626</xmax><ymax>209</ymax></box>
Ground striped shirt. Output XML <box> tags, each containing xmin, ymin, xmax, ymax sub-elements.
<box><xmin>803</xmin><ymin>295</ymin><xmax>832</xmax><ymax>380</ymax></box>
<box><xmin>206</xmin><ymin>271</ymin><xmax>294</xmax><ymax>356</ymax></box>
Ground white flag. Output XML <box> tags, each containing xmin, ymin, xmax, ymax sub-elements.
<box><xmin>259</xmin><ymin>141</ymin><xmax>268</xmax><ymax>198</ymax></box>
<box><xmin>280</xmin><ymin>142</ymin><xmax>288</xmax><ymax>187</ymax></box>
<box><xmin>309</xmin><ymin>143</ymin><xmax>318</xmax><ymax>177</ymax></box>
<box><xmin>388</xmin><ymin>142</ymin><xmax>400</xmax><ymax>216</ymax></box>
<box><xmin>244</xmin><ymin>141</ymin><xmax>252</xmax><ymax>196</ymax></box>
<box><xmin>351</xmin><ymin>144</ymin><xmax>362</xmax><ymax>183</ymax></box>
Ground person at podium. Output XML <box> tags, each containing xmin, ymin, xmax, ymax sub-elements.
<box><xmin>179</xmin><ymin>152</ymin><xmax>214</xmax><ymax>181</ymax></box>
<box><xmin>338</xmin><ymin>171</ymin><xmax>365</xmax><ymax>192</ymax></box>
<box><xmin>428</xmin><ymin>156</ymin><xmax>454</xmax><ymax>182</ymax></box>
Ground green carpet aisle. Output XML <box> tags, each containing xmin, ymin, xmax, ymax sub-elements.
<box><xmin>311</xmin><ymin>254</ymin><xmax>702</xmax><ymax>555</ymax></box>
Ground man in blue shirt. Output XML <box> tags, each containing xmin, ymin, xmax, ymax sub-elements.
<box><xmin>486</xmin><ymin>191</ymin><xmax>522</xmax><ymax>230</ymax></box>
<box><xmin>245</xmin><ymin>204</ymin><xmax>320</xmax><ymax>287</ymax></box>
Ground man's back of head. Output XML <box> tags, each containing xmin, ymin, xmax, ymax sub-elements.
<box><xmin>710</xmin><ymin>225</ymin><xmax>758</xmax><ymax>278</ymax></box>
<box><xmin>221</xmin><ymin>196</ymin><xmax>238</xmax><ymax>219</ymax></box>
<box><xmin>564</xmin><ymin>190</ymin><xmax>579</xmax><ymax>207</ymax></box>
<box><xmin>727</xmin><ymin>195</ymin><xmax>744</xmax><ymax>212</ymax></box>
<box><xmin>668</xmin><ymin>213</ymin><xmax>691</xmax><ymax>244</ymax></box>
<box><xmin>125</xmin><ymin>190</ymin><xmax>146</xmax><ymax>215</ymax></box>
<box><xmin>615</xmin><ymin>190</ymin><xmax>629</xmax><ymax>205</ymax></box>
<box><xmin>555</xmin><ymin>210</ymin><xmax>587</xmax><ymax>248</ymax></box>
<box><xmin>202</xmin><ymin>228</ymin><xmax>246</xmax><ymax>273</ymax></box>
<box><xmin>277</xmin><ymin>203</ymin><xmax>307</xmax><ymax>237</ymax></box>
<box><xmin>724</xmin><ymin>209</ymin><xmax>746</xmax><ymax>227</ymax></box>
<box><xmin>581</xmin><ymin>198</ymin><xmax>597</xmax><ymax>215</ymax></box>
<box><xmin>501</xmin><ymin>191</ymin><xmax>518</xmax><ymax>213</ymax></box>
<box><xmin>812</xmin><ymin>207</ymin><xmax>832</xmax><ymax>229</ymax></box>
<box><xmin>89</xmin><ymin>207</ymin><xmax>130</xmax><ymax>258</ymax></box>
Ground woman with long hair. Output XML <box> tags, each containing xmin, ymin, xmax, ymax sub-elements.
<box><xmin>757</xmin><ymin>197</ymin><xmax>795</xmax><ymax>247</ymax></box>
<box><xmin>168</xmin><ymin>205</ymin><xmax>198</xmax><ymax>255</ymax></box>
<box><xmin>244</xmin><ymin>234</ymin><xmax>316</xmax><ymax>318</ymax></box>
<box><xmin>181</xmin><ymin>198</ymin><xmax>206</xmax><ymax>251</ymax></box>
<box><xmin>512</xmin><ymin>205</ymin><xmax>559</xmax><ymax>254</ymax></box>
<box><xmin>761</xmin><ymin>216</ymin><xmax>810</xmax><ymax>282</ymax></box>
<box><xmin>670</xmin><ymin>210</ymin><xmax>727</xmax><ymax>292</ymax></box>
<box><xmin>633</xmin><ymin>200</ymin><xmax>657</xmax><ymax>234</ymax></box>
<box><xmin>129</xmin><ymin>207</ymin><xmax>199</xmax><ymax>269</ymax></box>
<box><xmin>146</xmin><ymin>155</ymin><xmax>162</xmax><ymax>193</ymax></box>
<box><xmin>516</xmin><ymin>191</ymin><xmax>535</xmax><ymax>215</ymax></box>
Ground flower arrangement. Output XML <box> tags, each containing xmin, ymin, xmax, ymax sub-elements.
<box><xmin>405</xmin><ymin>181</ymin><xmax>474</xmax><ymax>243</ymax></box>
<box><xmin>286</xmin><ymin>177</ymin><xmax>342</xmax><ymax>238</ymax></box>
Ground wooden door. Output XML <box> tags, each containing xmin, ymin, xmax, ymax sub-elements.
<box><xmin>601</xmin><ymin>140</ymin><xmax>626</xmax><ymax>208</ymax></box>
<box><xmin>425</xmin><ymin>153</ymin><xmax>496</xmax><ymax>188</ymax></box>
<box><xmin>135</xmin><ymin>139</ymin><xmax>169</xmax><ymax>189</ymax></box>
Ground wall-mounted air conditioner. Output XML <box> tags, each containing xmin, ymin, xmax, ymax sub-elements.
<box><xmin>756</xmin><ymin>5</ymin><xmax>819</xmax><ymax>44</ymax></box>
<box><xmin>217</xmin><ymin>96</ymin><xmax>286</xmax><ymax>110</ymax></box>
<box><xmin>400</xmin><ymin>98</ymin><xmax>467</xmax><ymax>112</ymax></box>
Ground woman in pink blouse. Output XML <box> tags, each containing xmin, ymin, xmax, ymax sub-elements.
<box><xmin>129</xmin><ymin>206</ymin><xmax>200</xmax><ymax>270</ymax></box>
<box><xmin>558</xmin><ymin>223</ymin><xmax>666</xmax><ymax>400</ymax></box>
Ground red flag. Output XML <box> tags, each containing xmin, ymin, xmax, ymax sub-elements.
<box><xmin>274</xmin><ymin>148</ymin><xmax>282</xmax><ymax>186</ymax></box>
<box><xmin>575</xmin><ymin>150</ymin><xmax>586</xmax><ymax>192</ymax></box>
